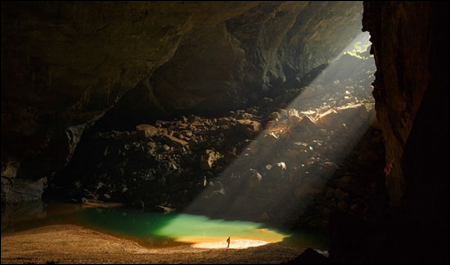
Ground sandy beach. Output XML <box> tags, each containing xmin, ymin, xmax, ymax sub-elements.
<box><xmin>1</xmin><ymin>224</ymin><xmax>306</xmax><ymax>264</ymax></box>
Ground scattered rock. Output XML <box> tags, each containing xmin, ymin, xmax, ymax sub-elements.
<box><xmin>260</xmin><ymin>132</ymin><xmax>279</xmax><ymax>146</ymax></box>
<box><xmin>248</xmin><ymin>169</ymin><xmax>262</xmax><ymax>188</ymax></box>
<box><xmin>54</xmin><ymin>50</ymin><xmax>378</xmax><ymax>230</ymax></box>
<box><xmin>297</xmin><ymin>116</ymin><xmax>318</xmax><ymax>132</ymax></box>
<box><xmin>136</xmin><ymin>124</ymin><xmax>158</xmax><ymax>138</ymax></box>
<box><xmin>236</xmin><ymin>119</ymin><xmax>261</xmax><ymax>136</ymax></box>
<box><xmin>200</xmin><ymin>150</ymin><xmax>223</xmax><ymax>171</ymax></box>
<box><xmin>157</xmin><ymin>205</ymin><xmax>175</xmax><ymax>214</ymax></box>
<box><xmin>317</xmin><ymin>109</ymin><xmax>342</xmax><ymax>128</ymax></box>
<box><xmin>163</xmin><ymin>134</ymin><xmax>189</xmax><ymax>148</ymax></box>
<box><xmin>337</xmin><ymin>104</ymin><xmax>367</xmax><ymax>121</ymax></box>
<box><xmin>288</xmin><ymin>109</ymin><xmax>301</xmax><ymax>124</ymax></box>
<box><xmin>269</xmin><ymin>112</ymin><xmax>281</xmax><ymax>120</ymax></box>
<box><xmin>267</xmin><ymin>162</ymin><xmax>287</xmax><ymax>179</ymax></box>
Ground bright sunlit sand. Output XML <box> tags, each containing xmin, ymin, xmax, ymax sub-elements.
<box><xmin>192</xmin><ymin>239</ymin><xmax>269</xmax><ymax>249</ymax></box>
<box><xmin>154</xmin><ymin>214</ymin><xmax>288</xmax><ymax>245</ymax></box>
<box><xmin>1</xmin><ymin>224</ymin><xmax>307</xmax><ymax>264</ymax></box>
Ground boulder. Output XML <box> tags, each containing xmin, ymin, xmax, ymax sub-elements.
<box><xmin>248</xmin><ymin>169</ymin><xmax>262</xmax><ymax>188</ymax></box>
<box><xmin>337</xmin><ymin>104</ymin><xmax>367</xmax><ymax>121</ymax></box>
<box><xmin>136</xmin><ymin>124</ymin><xmax>159</xmax><ymax>138</ymax></box>
<box><xmin>265</xmin><ymin>120</ymin><xmax>277</xmax><ymax>128</ymax></box>
<box><xmin>317</xmin><ymin>109</ymin><xmax>342</xmax><ymax>128</ymax></box>
<box><xmin>269</xmin><ymin>112</ymin><xmax>281</xmax><ymax>120</ymax></box>
<box><xmin>200</xmin><ymin>150</ymin><xmax>223</xmax><ymax>170</ymax></box>
<box><xmin>286</xmin><ymin>248</ymin><xmax>328</xmax><ymax>264</ymax></box>
<box><xmin>288</xmin><ymin>109</ymin><xmax>302</xmax><ymax>124</ymax></box>
<box><xmin>1</xmin><ymin>158</ymin><xmax>20</xmax><ymax>194</ymax></box>
<box><xmin>181</xmin><ymin>130</ymin><xmax>193</xmax><ymax>137</ymax></box>
<box><xmin>259</xmin><ymin>132</ymin><xmax>279</xmax><ymax>146</ymax></box>
<box><xmin>266</xmin><ymin>162</ymin><xmax>287</xmax><ymax>180</ymax></box>
<box><xmin>163</xmin><ymin>134</ymin><xmax>189</xmax><ymax>148</ymax></box>
<box><xmin>297</xmin><ymin>116</ymin><xmax>318</xmax><ymax>132</ymax></box>
<box><xmin>236</xmin><ymin>119</ymin><xmax>261</xmax><ymax>136</ymax></box>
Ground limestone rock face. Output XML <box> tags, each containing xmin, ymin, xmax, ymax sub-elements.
<box><xmin>112</xmin><ymin>1</ymin><xmax>364</xmax><ymax>124</ymax></box>
<box><xmin>1</xmin><ymin>2</ymin><xmax>258</xmax><ymax>183</ymax></box>
<box><xmin>362</xmin><ymin>1</ymin><xmax>448</xmax><ymax>206</ymax></box>
<box><xmin>326</xmin><ymin>2</ymin><xmax>449</xmax><ymax>264</ymax></box>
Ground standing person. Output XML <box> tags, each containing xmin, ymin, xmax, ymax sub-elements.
<box><xmin>226</xmin><ymin>237</ymin><xmax>231</xmax><ymax>248</ymax></box>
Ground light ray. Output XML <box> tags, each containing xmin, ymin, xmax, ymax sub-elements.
<box><xmin>180</xmin><ymin>32</ymin><xmax>376</xmax><ymax>226</ymax></box>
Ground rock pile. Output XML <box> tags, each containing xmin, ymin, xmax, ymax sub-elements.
<box><xmin>187</xmin><ymin>74</ymin><xmax>384</xmax><ymax>227</ymax></box>
<box><xmin>55</xmin><ymin>108</ymin><xmax>265</xmax><ymax>211</ymax></box>
<box><xmin>52</xmin><ymin>53</ymin><xmax>382</xmax><ymax>228</ymax></box>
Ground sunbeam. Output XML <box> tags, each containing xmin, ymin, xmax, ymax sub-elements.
<box><xmin>182</xmin><ymin>32</ymin><xmax>376</xmax><ymax>228</ymax></box>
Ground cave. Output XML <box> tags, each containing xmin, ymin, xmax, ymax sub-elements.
<box><xmin>1</xmin><ymin>1</ymin><xmax>448</xmax><ymax>264</ymax></box>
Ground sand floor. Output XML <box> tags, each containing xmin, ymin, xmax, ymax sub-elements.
<box><xmin>1</xmin><ymin>224</ymin><xmax>306</xmax><ymax>264</ymax></box>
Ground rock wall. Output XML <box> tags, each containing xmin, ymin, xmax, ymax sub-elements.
<box><xmin>1</xmin><ymin>1</ymin><xmax>258</xmax><ymax>188</ymax></box>
<box><xmin>86</xmin><ymin>1</ymin><xmax>364</xmax><ymax>130</ymax></box>
<box><xmin>1</xmin><ymin>1</ymin><xmax>364</xmax><ymax>202</ymax></box>
<box><xmin>362</xmin><ymin>1</ymin><xmax>448</xmax><ymax>206</ymax></box>
<box><xmin>149</xmin><ymin>1</ymin><xmax>363</xmax><ymax>115</ymax></box>
<box><xmin>327</xmin><ymin>2</ymin><xmax>449</xmax><ymax>264</ymax></box>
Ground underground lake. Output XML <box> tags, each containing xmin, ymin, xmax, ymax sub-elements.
<box><xmin>2</xmin><ymin>202</ymin><xmax>328</xmax><ymax>250</ymax></box>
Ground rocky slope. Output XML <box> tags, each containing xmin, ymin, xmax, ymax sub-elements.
<box><xmin>50</xmin><ymin>51</ymin><xmax>380</xmax><ymax>229</ymax></box>
<box><xmin>1</xmin><ymin>2</ymin><xmax>364</xmax><ymax>204</ymax></box>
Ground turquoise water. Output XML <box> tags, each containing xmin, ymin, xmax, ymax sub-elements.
<box><xmin>83</xmin><ymin>208</ymin><xmax>288</xmax><ymax>247</ymax></box>
<box><xmin>2</xmin><ymin>204</ymin><xmax>328</xmax><ymax>249</ymax></box>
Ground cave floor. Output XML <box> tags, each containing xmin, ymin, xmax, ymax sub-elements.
<box><xmin>1</xmin><ymin>224</ymin><xmax>305</xmax><ymax>264</ymax></box>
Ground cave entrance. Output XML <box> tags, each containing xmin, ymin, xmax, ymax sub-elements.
<box><xmin>40</xmin><ymin>10</ymin><xmax>381</xmax><ymax>247</ymax></box>
<box><xmin>181</xmin><ymin>32</ymin><xmax>382</xmax><ymax>228</ymax></box>
<box><xmin>48</xmin><ymin>31</ymin><xmax>380</xmax><ymax>231</ymax></box>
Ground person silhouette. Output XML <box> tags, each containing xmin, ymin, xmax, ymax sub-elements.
<box><xmin>226</xmin><ymin>237</ymin><xmax>231</xmax><ymax>248</ymax></box>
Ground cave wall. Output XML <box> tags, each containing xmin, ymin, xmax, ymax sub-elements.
<box><xmin>148</xmin><ymin>1</ymin><xmax>362</xmax><ymax>116</ymax></box>
<box><xmin>1</xmin><ymin>1</ymin><xmax>261</xmax><ymax>186</ymax></box>
<box><xmin>95</xmin><ymin>1</ymin><xmax>364</xmax><ymax>131</ymax></box>
<box><xmin>363</xmin><ymin>1</ymin><xmax>449</xmax><ymax>207</ymax></box>
<box><xmin>1</xmin><ymin>1</ymin><xmax>363</xmax><ymax>202</ymax></box>
<box><xmin>328</xmin><ymin>1</ymin><xmax>449</xmax><ymax>263</ymax></box>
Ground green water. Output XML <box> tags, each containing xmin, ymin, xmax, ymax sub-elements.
<box><xmin>2</xmin><ymin>204</ymin><xmax>328</xmax><ymax>249</ymax></box>
<box><xmin>83</xmin><ymin>208</ymin><xmax>289</xmax><ymax>247</ymax></box>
